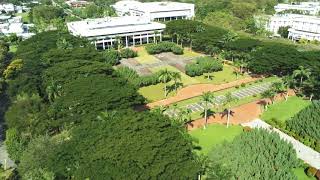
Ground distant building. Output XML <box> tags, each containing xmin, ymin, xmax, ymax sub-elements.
<box><xmin>0</xmin><ymin>16</ymin><xmax>35</xmax><ymax>39</ymax></box>
<box><xmin>0</xmin><ymin>3</ymin><xmax>15</xmax><ymax>14</ymax></box>
<box><xmin>266</xmin><ymin>14</ymin><xmax>320</xmax><ymax>41</ymax></box>
<box><xmin>112</xmin><ymin>0</ymin><xmax>195</xmax><ymax>21</ymax></box>
<box><xmin>66</xmin><ymin>0</ymin><xmax>91</xmax><ymax>8</ymax></box>
<box><xmin>274</xmin><ymin>2</ymin><xmax>320</xmax><ymax>15</ymax></box>
<box><xmin>67</xmin><ymin>16</ymin><xmax>166</xmax><ymax>49</ymax></box>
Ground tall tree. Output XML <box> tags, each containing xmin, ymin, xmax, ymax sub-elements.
<box><xmin>261</xmin><ymin>89</ymin><xmax>277</xmax><ymax>110</ymax></box>
<box><xmin>171</xmin><ymin>71</ymin><xmax>182</xmax><ymax>93</ymax></box>
<box><xmin>223</xmin><ymin>92</ymin><xmax>238</xmax><ymax>128</ymax></box>
<box><xmin>201</xmin><ymin>92</ymin><xmax>214</xmax><ymax>129</ymax></box>
<box><xmin>293</xmin><ymin>66</ymin><xmax>312</xmax><ymax>87</ymax></box>
<box><xmin>158</xmin><ymin>69</ymin><xmax>172</xmax><ymax>97</ymax></box>
<box><xmin>282</xmin><ymin>75</ymin><xmax>295</xmax><ymax>101</ymax></box>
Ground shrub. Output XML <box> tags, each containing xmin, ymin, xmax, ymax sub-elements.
<box><xmin>171</xmin><ymin>46</ymin><xmax>183</xmax><ymax>55</ymax></box>
<box><xmin>103</xmin><ymin>49</ymin><xmax>120</xmax><ymax>65</ymax></box>
<box><xmin>307</xmin><ymin>167</ymin><xmax>317</xmax><ymax>177</ymax></box>
<box><xmin>120</xmin><ymin>48</ymin><xmax>137</xmax><ymax>59</ymax></box>
<box><xmin>145</xmin><ymin>42</ymin><xmax>183</xmax><ymax>55</ymax></box>
<box><xmin>185</xmin><ymin>57</ymin><xmax>223</xmax><ymax>77</ymax></box>
<box><xmin>240</xmin><ymin>83</ymin><xmax>246</xmax><ymax>87</ymax></box>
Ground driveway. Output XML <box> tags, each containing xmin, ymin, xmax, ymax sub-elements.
<box><xmin>242</xmin><ymin>119</ymin><xmax>320</xmax><ymax>169</ymax></box>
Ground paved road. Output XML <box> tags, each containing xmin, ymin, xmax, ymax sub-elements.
<box><xmin>242</xmin><ymin>119</ymin><xmax>320</xmax><ymax>169</ymax></box>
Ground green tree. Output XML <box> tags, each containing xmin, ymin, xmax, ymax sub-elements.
<box><xmin>171</xmin><ymin>71</ymin><xmax>182</xmax><ymax>93</ymax></box>
<box><xmin>293</xmin><ymin>66</ymin><xmax>312</xmax><ymax>87</ymax></box>
<box><xmin>278</xmin><ymin>26</ymin><xmax>290</xmax><ymax>38</ymax></box>
<box><xmin>223</xmin><ymin>92</ymin><xmax>238</xmax><ymax>128</ymax></box>
<box><xmin>45</xmin><ymin>80</ymin><xmax>62</xmax><ymax>103</ymax></box>
<box><xmin>158</xmin><ymin>69</ymin><xmax>172</xmax><ymax>97</ymax></box>
<box><xmin>201</xmin><ymin>92</ymin><xmax>214</xmax><ymax>128</ymax></box>
<box><xmin>282</xmin><ymin>75</ymin><xmax>295</xmax><ymax>101</ymax></box>
<box><xmin>261</xmin><ymin>89</ymin><xmax>277</xmax><ymax>110</ymax></box>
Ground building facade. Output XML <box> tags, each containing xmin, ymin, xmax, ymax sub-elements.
<box><xmin>67</xmin><ymin>16</ymin><xmax>166</xmax><ymax>49</ymax></box>
<box><xmin>112</xmin><ymin>0</ymin><xmax>195</xmax><ymax>21</ymax></box>
<box><xmin>274</xmin><ymin>2</ymin><xmax>320</xmax><ymax>15</ymax></box>
<box><xmin>266</xmin><ymin>14</ymin><xmax>320</xmax><ymax>41</ymax></box>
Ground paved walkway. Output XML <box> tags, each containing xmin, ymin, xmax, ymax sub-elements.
<box><xmin>147</xmin><ymin>77</ymin><xmax>261</xmax><ymax>108</ymax></box>
<box><xmin>242</xmin><ymin>119</ymin><xmax>320</xmax><ymax>169</ymax></box>
<box><xmin>164</xmin><ymin>82</ymin><xmax>271</xmax><ymax>117</ymax></box>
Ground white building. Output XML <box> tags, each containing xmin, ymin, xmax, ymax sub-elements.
<box><xmin>274</xmin><ymin>2</ymin><xmax>320</xmax><ymax>15</ymax></box>
<box><xmin>0</xmin><ymin>3</ymin><xmax>15</xmax><ymax>14</ymax></box>
<box><xmin>67</xmin><ymin>16</ymin><xmax>166</xmax><ymax>49</ymax></box>
<box><xmin>0</xmin><ymin>16</ymin><xmax>35</xmax><ymax>39</ymax></box>
<box><xmin>266</xmin><ymin>14</ymin><xmax>320</xmax><ymax>41</ymax></box>
<box><xmin>112</xmin><ymin>0</ymin><xmax>195</xmax><ymax>21</ymax></box>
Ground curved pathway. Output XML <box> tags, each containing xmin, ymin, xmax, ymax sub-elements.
<box><xmin>242</xmin><ymin>119</ymin><xmax>320</xmax><ymax>169</ymax></box>
<box><xmin>147</xmin><ymin>77</ymin><xmax>261</xmax><ymax>108</ymax></box>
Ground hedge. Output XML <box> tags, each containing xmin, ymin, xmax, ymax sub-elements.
<box><xmin>145</xmin><ymin>42</ymin><xmax>183</xmax><ymax>55</ymax></box>
<box><xmin>185</xmin><ymin>57</ymin><xmax>223</xmax><ymax>77</ymax></box>
<box><xmin>120</xmin><ymin>48</ymin><xmax>137</xmax><ymax>59</ymax></box>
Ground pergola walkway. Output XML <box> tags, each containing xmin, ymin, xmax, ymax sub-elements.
<box><xmin>147</xmin><ymin>77</ymin><xmax>261</xmax><ymax>108</ymax></box>
<box><xmin>164</xmin><ymin>82</ymin><xmax>272</xmax><ymax>117</ymax></box>
<box><xmin>242</xmin><ymin>119</ymin><xmax>320</xmax><ymax>169</ymax></box>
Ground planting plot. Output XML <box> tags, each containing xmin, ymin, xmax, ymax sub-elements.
<box><xmin>194</xmin><ymin>65</ymin><xmax>249</xmax><ymax>85</ymax></box>
<box><xmin>261</xmin><ymin>96</ymin><xmax>311</xmax><ymax>123</ymax></box>
<box><xmin>190</xmin><ymin>124</ymin><xmax>243</xmax><ymax>154</ymax></box>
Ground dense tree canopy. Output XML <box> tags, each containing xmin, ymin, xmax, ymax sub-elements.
<box><xmin>207</xmin><ymin>129</ymin><xmax>300</xmax><ymax>179</ymax></box>
<box><xmin>19</xmin><ymin>110</ymin><xmax>200</xmax><ymax>179</ymax></box>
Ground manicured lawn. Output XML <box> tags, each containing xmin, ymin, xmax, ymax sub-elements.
<box><xmin>294</xmin><ymin>168</ymin><xmax>316</xmax><ymax>180</ymax></box>
<box><xmin>15</xmin><ymin>13</ymin><xmax>30</xmax><ymax>23</ymax></box>
<box><xmin>194</xmin><ymin>65</ymin><xmax>249</xmax><ymax>85</ymax></box>
<box><xmin>183</xmin><ymin>48</ymin><xmax>202</xmax><ymax>58</ymax></box>
<box><xmin>151</xmin><ymin>65</ymin><xmax>199</xmax><ymax>86</ymax></box>
<box><xmin>190</xmin><ymin>124</ymin><xmax>243</xmax><ymax>154</ymax></box>
<box><xmin>9</xmin><ymin>45</ymin><xmax>17</xmax><ymax>53</ymax></box>
<box><xmin>138</xmin><ymin>83</ymin><xmax>177</xmax><ymax>102</ymax></box>
<box><xmin>261</xmin><ymin>96</ymin><xmax>311</xmax><ymax>123</ymax></box>
<box><xmin>134</xmin><ymin>47</ymin><xmax>160</xmax><ymax>64</ymax></box>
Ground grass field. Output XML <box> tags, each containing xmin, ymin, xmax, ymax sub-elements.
<box><xmin>294</xmin><ymin>168</ymin><xmax>316</xmax><ymax>180</ymax></box>
<box><xmin>194</xmin><ymin>65</ymin><xmax>249</xmax><ymax>85</ymax></box>
<box><xmin>190</xmin><ymin>124</ymin><xmax>243</xmax><ymax>155</ymax></box>
<box><xmin>15</xmin><ymin>13</ymin><xmax>30</xmax><ymax>23</ymax></box>
<box><xmin>183</xmin><ymin>48</ymin><xmax>202</xmax><ymax>58</ymax></box>
<box><xmin>134</xmin><ymin>47</ymin><xmax>160</xmax><ymax>64</ymax></box>
<box><xmin>261</xmin><ymin>96</ymin><xmax>311</xmax><ymax>123</ymax></box>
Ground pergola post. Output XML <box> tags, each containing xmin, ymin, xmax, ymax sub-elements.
<box><xmin>125</xmin><ymin>36</ymin><xmax>128</xmax><ymax>47</ymax></box>
<box><xmin>133</xmin><ymin>35</ymin><xmax>135</xmax><ymax>46</ymax></box>
<box><xmin>102</xmin><ymin>39</ymin><xmax>105</xmax><ymax>50</ymax></box>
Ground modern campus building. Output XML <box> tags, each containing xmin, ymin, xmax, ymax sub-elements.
<box><xmin>274</xmin><ymin>2</ymin><xmax>320</xmax><ymax>15</ymax></box>
<box><xmin>67</xmin><ymin>16</ymin><xmax>166</xmax><ymax>49</ymax></box>
<box><xmin>0</xmin><ymin>16</ymin><xmax>35</xmax><ymax>39</ymax></box>
<box><xmin>267</xmin><ymin>14</ymin><xmax>320</xmax><ymax>41</ymax></box>
<box><xmin>112</xmin><ymin>0</ymin><xmax>195</xmax><ymax>21</ymax></box>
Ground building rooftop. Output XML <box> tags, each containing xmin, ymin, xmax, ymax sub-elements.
<box><xmin>67</xmin><ymin>16</ymin><xmax>166</xmax><ymax>37</ymax></box>
<box><xmin>113</xmin><ymin>0</ymin><xmax>194</xmax><ymax>13</ymax></box>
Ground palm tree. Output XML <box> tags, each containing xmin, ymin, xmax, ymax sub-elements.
<box><xmin>302</xmin><ymin>76</ymin><xmax>317</xmax><ymax>101</ymax></box>
<box><xmin>221</xmin><ymin>32</ymin><xmax>239</xmax><ymax>47</ymax></box>
<box><xmin>177</xmin><ymin>108</ymin><xmax>192</xmax><ymax>130</ymax></box>
<box><xmin>272</xmin><ymin>81</ymin><xmax>286</xmax><ymax>100</ymax></box>
<box><xmin>223</xmin><ymin>92</ymin><xmax>238</xmax><ymax>128</ymax></box>
<box><xmin>158</xmin><ymin>69</ymin><xmax>172</xmax><ymax>97</ymax></box>
<box><xmin>293</xmin><ymin>66</ymin><xmax>312</xmax><ymax>86</ymax></box>
<box><xmin>171</xmin><ymin>72</ymin><xmax>182</xmax><ymax>93</ymax></box>
<box><xmin>201</xmin><ymin>92</ymin><xmax>214</xmax><ymax>129</ymax></box>
<box><xmin>261</xmin><ymin>89</ymin><xmax>277</xmax><ymax>110</ymax></box>
<box><xmin>46</xmin><ymin>80</ymin><xmax>62</xmax><ymax>103</ymax></box>
<box><xmin>282</xmin><ymin>75</ymin><xmax>295</xmax><ymax>101</ymax></box>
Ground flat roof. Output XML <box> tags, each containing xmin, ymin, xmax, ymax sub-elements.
<box><xmin>113</xmin><ymin>0</ymin><xmax>194</xmax><ymax>13</ymax></box>
<box><xmin>67</xmin><ymin>16</ymin><xmax>166</xmax><ymax>37</ymax></box>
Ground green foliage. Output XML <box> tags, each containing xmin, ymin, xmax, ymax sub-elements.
<box><xmin>171</xmin><ymin>45</ymin><xmax>184</xmax><ymax>55</ymax></box>
<box><xmin>185</xmin><ymin>57</ymin><xmax>223</xmax><ymax>77</ymax></box>
<box><xmin>5</xmin><ymin>128</ymin><xmax>28</xmax><ymax>161</ymax></box>
<box><xmin>3</xmin><ymin>59</ymin><xmax>23</xmax><ymax>79</ymax></box>
<box><xmin>103</xmin><ymin>49</ymin><xmax>120</xmax><ymax>65</ymax></box>
<box><xmin>286</xmin><ymin>101</ymin><xmax>320</xmax><ymax>151</ymax></box>
<box><xmin>30</xmin><ymin>5</ymin><xmax>65</xmax><ymax>32</ymax></box>
<box><xmin>208</xmin><ymin>129</ymin><xmax>300</xmax><ymax>179</ymax></box>
<box><xmin>120</xmin><ymin>48</ymin><xmax>138</xmax><ymax>59</ymax></box>
<box><xmin>278</xmin><ymin>26</ymin><xmax>290</xmax><ymax>38</ymax></box>
<box><xmin>226</xmin><ymin>37</ymin><xmax>261</xmax><ymax>52</ymax></box>
<box><xmin>19</xmin><ymin>110</ymin><xmax>200</xmax><ymax>179</ymax></box>
<box><xmin>145</xmin><ymin>42</ymin><xmax>183</xmax><ymax>55</ymax></box>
